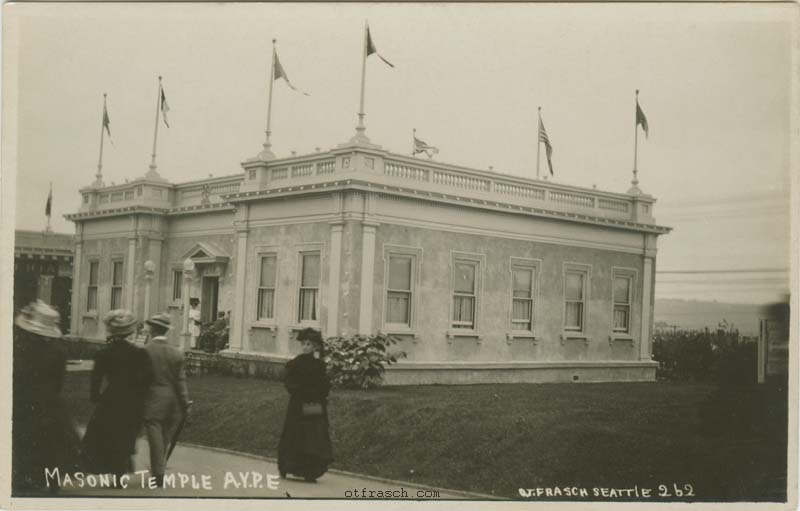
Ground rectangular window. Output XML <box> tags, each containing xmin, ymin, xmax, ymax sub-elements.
<box><xmin>452</xmin><ymin>261</ymin><xmax>477</xmax><ymax>329</ymax></box>
<box><xmin>298</xmin><ymin>252</ymin><xmax>320</xmax><ymax>322</ymax></box>
<box><xmin>613</xmin><ymin>275</ymin><xmax>632</xmax><ymax>333</ymax></box>
<box><xmin>511</xmin><ymin>266</ymin><xmax>535</xmax><ymax>331</ymax></box>
<box><xmin>258</xmin><ymin>255</ymin><xmax>277</xmax><ymax>320</ymax></box>
<box><xmin>87</xmin><ymin>261</ymin><xmax>99</xmax><ymax>312</ymax></box>
<box><xmin>386</xmin><ymin>255</ymin><xmax>413</xmax><ymax>326</ymax></box>
<box><xmin>172</xmin><ymin>270</ymin><xmax>183</xmax><ymax>301</ymax></box>
<box><xmin>110</xmin><ymin>260</ymin><xmax>124</xmax><ymax>309</ymax></box>
<box><xmin>564</xmin><ymin>271</ymin><xmax>585</xmax><ymax>331</ymax></box>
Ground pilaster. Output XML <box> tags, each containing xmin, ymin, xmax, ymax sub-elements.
<box><xmin>69</xmin><ymin>225</ymin><xmax>83</xmax><ymax>335</ymax></box>
<box><xmin>358</xmin><ymin>221</ymin><xmax>378</xmax><ymax>335</ymax></box>
<box><xmin>640</xmin><ymin>256</ymin><xmax>654</xmax><ymax>360</ymax></box>
<box><xmin>229</xmin><ymin>205</ymin><xmax>250</xmax><ymax>351</ymax></box>
<box><xmin>327</xmin><ymin>222</ymin><xmax>344</xmax><ymax>337</ymax></box>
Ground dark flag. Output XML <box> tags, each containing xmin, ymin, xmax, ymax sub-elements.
<box><xmin>538</xmin><ymin>117</ymin><xmax>554</xmax><ymax>176</ymax></box>
<box><xmin>273</xmin><ymin>51</ymin><xmax>310</xmax><ymax>96</ymax></box>
<box><xmin>413</xmin><ymin>134</ymin><xmax>439</xmax><ymax>158</ymax></box>
<box><xmin>103</xmin><ymin>103</ymin><xmax>111</xmax><ymax>137</ymax></box>
<box><xmin>636</xmin><ymin>99</ymin><xmax>649</xmax><ymax>138</ymax></box>
<box><xmin>161</xmin><ymin>88</ymin><xmax>170</xmax><ymax>128</ymax></box>
<box><xmin>45</xmin><ymin>186</ymin><xmax>52</xmax><ymax>217</ymax></box>
<box><xmin>366</xmin><ymin>24</ymin><xmax>394</xmax><ymax>68</ymax></box>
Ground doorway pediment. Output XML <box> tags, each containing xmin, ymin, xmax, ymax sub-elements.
<box><xmin>181</xmin><ymin>242</ymin><xmax>231</xmax><ymax>265</ymax></box>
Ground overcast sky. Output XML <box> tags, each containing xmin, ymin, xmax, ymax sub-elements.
<box><xmin>5</xmin><ymin>3</ymin><xmax>794</xmax><ymax>304</ymax></box>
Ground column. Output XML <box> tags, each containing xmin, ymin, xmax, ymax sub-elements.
<box><xmin>149</xmin><ymin>237</ymin><xmax>163</xmax><ymax>314</ymax></box>
<box><xmin>69</xmin><ymin>231</ymin><xmax>83</xmax><ymax>336</ymax></box>
<box><xmin>326</xmin><ymin>222</ymin><xmax>344</xmax><ymax>337</ymax></box>
<box><xmin>126</xmin><ymin>236</ymin><xmax>137</xmax><ymax>313</ymax></box>
<box><xmin>639</xmin><ymin>257</ymin><xmax>654</xmax><ymax>360</ymax></box>
<box><xmin>229</xmin><ymin>227</ymin><xmax>249</xmax><ymax>351</ymax></box>
<box><xmin>358</xmin><ymin>222</ymin><xmax>378</xmax><ymax>335</ymax></box>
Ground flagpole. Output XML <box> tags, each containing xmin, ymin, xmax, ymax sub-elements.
<box><xmin>95</xmin><ymin>93</ymin><xmax>107</xmax><ymax>187</ymax></box>
<box><xmin>632</xmin><ymin>89</ymin><xmax>639</xmax><ymax>186</ymax></box>
<box><xmin>412</xmin><ymin>128</ymin><xmax>416</xmax><ymax>156</ymax></box>
<box><xmin>354</xmin><ymin>20</ymin><xmax>369</xmax><ymax>142</ymax></box>
<box><xmin>536</xmin><ymin>107</ymin><xmax>542</xmax><ymax>179</ymax></box>
<box><xmin>262</xmin><ymin>39</ymin><xmax>277</xmax><ymax>159</ymax></box>
<box><xmin>148</xmin><ymin>76</ymin><xmax>162</xmax><ymax>178</ymax></box>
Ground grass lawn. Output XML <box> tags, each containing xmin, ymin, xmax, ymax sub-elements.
<box><xmin>62</xmin><ymin>372</ymin><xmax>787</xmax><ymax>501</ymax></box>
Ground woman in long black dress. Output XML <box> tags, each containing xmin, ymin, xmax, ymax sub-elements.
<box><xmin>81</xmin><ymin>310</ymin><xmax>152</xmax><ymax>480</ymax></box>
<box><xmin>278</xmin><ymin>328</ymin><xmax>333</xmax><ymax>482</ymax></box>
<box><xmin>12</xmin><ymin>301</ymin><xmax>79</xmax><ymax>494</ymax></box>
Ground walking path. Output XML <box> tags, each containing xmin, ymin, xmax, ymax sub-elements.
<box><xmin>56</xmin><ymin>360</ymin><xmax>486</xmax><ymax>500</ymax></box>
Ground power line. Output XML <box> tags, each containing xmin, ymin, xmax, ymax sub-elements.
<box><xmin>656</xmin><ymin>268</ymin><xmax>788</xmax><ymax>274</ymax></box>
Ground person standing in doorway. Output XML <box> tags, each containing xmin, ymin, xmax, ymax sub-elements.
<box><xmin>189</xmin><ymin>298</ymin><xmax>201</xmax><ymax>349</ymax></box>
<box><xmin>142</xmin><ymin>313</ymin><xmax>190</xmax><ymax>487</ymax></box>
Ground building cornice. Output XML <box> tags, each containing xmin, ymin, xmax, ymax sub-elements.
<box><xmin>224</xmin><ymin>179</ymin><xmax>672</xmax><ymax>235</ymax></box>
<box><xmin>64</xmin><ymin>205</ymin><xmax>169</xmax><ymax>222</ymax></box>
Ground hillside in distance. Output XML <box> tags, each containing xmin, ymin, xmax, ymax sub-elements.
<box><xmin>653</xmin><ymin>299</ymin><xmax>775</xmax><ymax>336</ymax></box>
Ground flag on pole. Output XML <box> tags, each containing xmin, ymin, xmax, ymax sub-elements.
<box><xmin>103</xmin><ymin>103</ymin><xmax>112</xmax><ymax>138</ymax></box>
<box><xmin>636</xmin><ymin>98</ymin><xmax>649</xmax><ymax>138</ymax></box>
<box><xmin>366</xmin><ymin>24</ymin><xmax>394</xmax><ymax>68</ymax></box>
<box><xmin>274</xmin><ymin>51</ymin><xmax>310</xmax><ymax>96</ymax></box>
<box><xmin>161</xmin><ymin>88</ymin><xmax>170</xmax><ymax>128</ymax></box>
<box><xmin>45</xmin><ymin>185</ymin><xmax>52</xmax><ymax>217</ymax></box>
<box><xmin>538</xmin><ymin>117</ymin><xmax>554</xmax><ymax>175</ymax></box>
<box><xmin>413</xmin><ymin>134</ymin><xmax>439</xmax><ymax>158</ymax></box>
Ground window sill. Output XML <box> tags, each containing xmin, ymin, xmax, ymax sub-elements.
<box><xmin>609</xmin><ymin>334</ymin><xmax>634</xmax><ymax>344</ymax></box>
<box><xmin>82</xmin><ymin>312</ymin><xmax>98</xmax><ymax>319</ymax></box>
<box><xmin>560</xmin><ymin>332</ymin><xmax>589</xmax><ymax>346</ymax></box>
<box><xmin>379</xmin><ymin>328</ymin><xmax>418</xmax><ymax>342</ymax></box>
<box><xmin>166</xmin><ymin>303</ymin><xmax>183</xmax><ymax>310</ymax></box>
<box><xmin>506</xmin><ymin>331</ymin><xmax>539</xmax><ymax>344</ymax></box>
<box><xmin>250</xmin><ymin>322</ymin><xmax>278</xmax><ymax>332</ymax></box>
<box><xmin>447</xmin><ymin>329</ymin><xmax>482</xmax><ymax>343</ymax></box>
<box><xmin>288</xmin><ymin>323</ymin><xmax>320</xmax><ymax>333</ymax></box>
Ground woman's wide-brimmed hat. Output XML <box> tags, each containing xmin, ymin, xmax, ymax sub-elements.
<box><xmin>295</xmin><ymin>327</ymin><xmax>323</xmax><ymax>347</ymax></box>
<box><xmin>15</xmin><ymin>300</ymin><xmax>62</xmax><ymax>338</ymax></box>
<box><xmin>189</xmin><ymin>297</ymin><xmax>200</xmax><ymax>306</ymax></box>
<box><xmin>103</xmin><ymin>309</ymin><xmax>138</xmax><ymax>337</ymax></box>
<box><xmin>145</xmin><ymin>312</ymin><xmax>171</xmax><ymax>331</ymax></box>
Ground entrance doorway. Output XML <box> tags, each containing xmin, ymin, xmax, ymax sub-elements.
<box><xmin>201</xmin><ymin>276</ymin><xmax>219</xmax><ymax>325</ymax></box>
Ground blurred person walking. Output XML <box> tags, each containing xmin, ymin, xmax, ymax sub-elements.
<box><xmin>81</xmin><ymin>310</ymin><xmax>152</xmax><ymax>481</ymax></box>
<box><xmin>12</xmin><ymin>301</ymin><xmax>80</xmax><ymax>494</ymax></box>
<box><xmin>142</xmin><ymin>313</ymin><xmax>191</xmax><ymax>487</ymax></box>
<box><xmin>278</xmin><ymin>328</ymin><xmax>333</xmax><ymax>482</ymax></box>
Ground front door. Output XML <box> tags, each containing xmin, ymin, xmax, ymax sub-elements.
<box><xmin>201</xmin><ymin>276</ymin><xmax>219</xmax><ymax>325</ymax></box>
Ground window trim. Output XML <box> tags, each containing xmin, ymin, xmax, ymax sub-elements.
<box><xmin>172</xmin><ymin>269</ymin><xmax>184</xmax><ymax>303</ymax></box>
<box><xmin>448</xmin><ymin>251</ymin><xmax>485</xmax><ymax>340</ymax></box>
<box><xmin>381</xmin><ymin>244</ymin><xmax>423</xmax><ymax>336</ymax></box>
<box><xmin>507</xmin><ymin>257</ymin><xmax>542</xmax><ymax>341</ymax></box>
<box><xmin>562</xmin><ymin>262</ymin><xmax>592</xmax><ymax>337</ymax></box>
<box><xmin>255</xmin><ymin>251</ymin><xmax>279</xmax><ymax>325</ymax></box>
<box><xmin>610</xmin><ymin>267</ymin><xmax>638</xmax><ymax>340</ymax></box>
<box><xmin>109</xmin><ymin>257</ymin><xmax>125</xmax><ymax>309</ymax></box>
<box><xmin>293</xmin><ymin>243</ymin><xmax>324</xmax><ymax>327</ymax></box>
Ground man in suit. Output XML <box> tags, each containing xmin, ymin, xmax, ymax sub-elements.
<box><xmin>142</xmin><ymin>313</ymin><xmax>191</xmax><ymax>487</ymax></box>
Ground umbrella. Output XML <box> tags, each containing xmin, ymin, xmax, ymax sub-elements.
<box><xmin>166</xmin><ymin>401</ymin><xmax>192</xmax><ymax>461</ymax></box>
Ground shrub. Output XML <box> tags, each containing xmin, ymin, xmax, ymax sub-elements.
<box><xmin>324</xmin><ymin>333</ymin><xmax>407</xmax><ymax>389</ymax></box>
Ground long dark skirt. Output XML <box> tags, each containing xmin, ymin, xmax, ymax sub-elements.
<box><xmin>278</xmin><ymin>398</ymin><xmax>333</xmax><ymax>480</ymax></box>
<box><xmin>81</xmin><ymin>401</ymin><xmax>142</xmax><ymax>476</ymax></box>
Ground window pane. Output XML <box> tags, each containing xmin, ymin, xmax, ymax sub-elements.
<box><xmin>258</xmin><ymin>289</ymin><xmax>274</xmax><ymax>319</ymax></box>
<box><xmin>299</xmin><ymin>289</ymin><xmax>317</xmax><ymax>321</ymax></box>
<box><xmin>260</xmin><ymin>256</ymin><xmax>276</xmax><ymax>287</ymax></box>
<box><xmin>513</xmin><ymin>268</ymin><xmax>532</xmax><ymax>298</ymax></box>
<box><xmin>614</xmin><ymin>306</ymin><xmax>629</xmax><ymax>331</ymax></box>
<box><xmin>453</xmin><ymin>296</ymin><xmax>474</xmax><ymax>325</ymax></box>
<box><xmin>388</xmin><ymin>257</ymin><xmax>412</xmax><ymax>291</ymax></box>
<box><xmin>301</xmin><ymin>253</ymin><xmax>320</xmax><ymax>286</ymax></box>
<box><xmin>387</xmin><ymin>291</ymin><xmax>410</xmax><ymax>324</ymax></box>
<box><xmin>112</xmin><ymin>261</ymin><xmax>123</xmax><ymax>285</ymax></box>
<box><xmin>89</xmin><ymin>262</ymin><xmax>98</xmax><ymax>285</ymax></box>
<box><xmin>512</xmin><ymin>298</ymin><xmax>531</xmax><ymax>322</ymax></box>
<box><xmin>614</xmin><ymin>276</ymin><xmax>630</xmax><ymax>304</ymax></box>
<box><xmin>87</xmin><ymin>288</ymin><xmax>97</xmax><ymax>311</ymax></box>
<box><xmin>565</xmin><ymin>302</ymin><xmax>582</xmax><ymax>329</ymax></box>
<box><xmin>454</xmin><ymin>263</ymin><xmax>475</xmax><ymax>293</ymax></box>
<box><xmin>173</xmin><ymin>271</ymin><xmax>183</xmax><ymax>300</ymax></box>
<box><xmin>565</xmin><ymin>272</ymin><xmax>583</xmax><ymax>300</ymax></box>
<box><xmin>111</xmin><ymin>287</ymin><xmax>122</xmax><ymax>309</ymax></box>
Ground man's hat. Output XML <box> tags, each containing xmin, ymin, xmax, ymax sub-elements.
<box><xmin>15</xmin><ymin>300</ymin><xmax>62</xmax><ymax>338</ymax></box>
<box><xmin>103</xmin><ymin>309</ymin><xmax>138</xmax><ymax>337</ymax></box>
<box><xmin>146</xmin><ymin>312</ymin><xmax>171</xmax><ymax>330</ymax></box>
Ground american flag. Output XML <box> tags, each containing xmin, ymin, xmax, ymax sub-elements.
<box><xmin>273</xmin><ymin>50</ymin><xmax>310</xmax><ymax>96</ymax></box>
<box><xmin>538</xmin><ymin>117</ymin><xmax>554</xmax><ymax>175</ymax></box>
<box><xmin>413</xmin><ymin>135</ymin><xmax>439</xmax><ymax>158</ymax></box>
<box><xmin>636</xmin><ymin>99</ymin><xmax>649</xmax><ymax>138</ymax></box>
